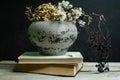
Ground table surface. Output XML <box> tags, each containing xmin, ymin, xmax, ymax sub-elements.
<box><xmin>0</xmin><ymin>61</ymin><xmax>120</xmax><ymax>80</ymax></box>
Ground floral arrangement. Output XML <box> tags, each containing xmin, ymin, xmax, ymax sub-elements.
<box><xmin>25</xmin><ymin>0</ymin><xmax>111</xmax><ymax>72</ymax></box>
<box><xmin>25</xmin><ymin>0</ymin><xmax>86</xmax><ymax>27</ymax></box>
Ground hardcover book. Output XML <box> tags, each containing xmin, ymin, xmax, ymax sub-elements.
<box><xmin>18</xmin><ymin>52</ymin><xmax>83</xmax><ymax>64</ymax></box>
<box><xmin>15</xmin><ymin>52</ymin><xmax>83</xmax><ymax>76</ymax></box>
<box><xmin>15</xmin><ymin>62</ymin><xmax>83</xmax><ymax>76</ymax></box>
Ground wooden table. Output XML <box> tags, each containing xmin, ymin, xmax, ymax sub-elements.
<box><xmin>0</xmin><ymin>61</ymin><xmax>120</xmax><ymax>80</ymax></box>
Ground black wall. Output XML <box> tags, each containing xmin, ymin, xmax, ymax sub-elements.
<box><xmin>0</xmin><ymin>0</ymin><xmax>120</xmax><ymax>62</ymax></box>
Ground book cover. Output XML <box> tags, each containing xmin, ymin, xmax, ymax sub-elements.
<box><xmin>18</xmin><ymin>52</ymin><xmax>83</xmax><ymax>64</ymax></box>
<box><xmin>15</xmin><ymin>62</ymin><xmax>83</xmax><ymax>76</ymax></box>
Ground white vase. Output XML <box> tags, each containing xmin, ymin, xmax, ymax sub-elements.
<box><xmin>28</xmin><ymin>21</ymin><xmax>78</xmax><ymax>55</ymax></box>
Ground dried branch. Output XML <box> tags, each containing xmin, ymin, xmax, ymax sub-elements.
<box><xmin>83</xmin><ymin>13</ymin><xmax>111</xmax><ymax>72</ymax></box>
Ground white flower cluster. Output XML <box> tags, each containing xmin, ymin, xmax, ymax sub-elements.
<box><xmin>78</xmin><ymin>20</ymin><xmax>86</xmax><ymax>27</ymax></box>
<box><xmin>25</xmin><ymin>0</ymin><xmax>86</xmax><ymax>27</ymax></box>
<box><xmin>57</xmin><ymin>0</ymin><xmax>86</xmax><ymax>27</ymax></box>
<box><xmin>67</xmin><ymin>8</ymin><xmax>83</xmax><ymax>23</ymax></box>
<box><xmin>57</xmin><ymin>0</ymin><xmax>72</xmax><ymax>21</ymax></box>
<box><xmin>58</xmin><ymin>0</ymin><xmax>73</xmax><ymax>9</ymax></box>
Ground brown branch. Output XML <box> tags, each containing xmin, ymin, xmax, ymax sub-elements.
<box><xmin>83</xmin><ymin>13</ymin><xmax>111</xmax><ymax>63</ymax></box>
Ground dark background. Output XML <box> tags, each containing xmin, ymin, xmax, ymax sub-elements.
<box><xmin>0</xmin><ymin>0</ymin><xmax>120</xmax><ymax>62</ymax></box>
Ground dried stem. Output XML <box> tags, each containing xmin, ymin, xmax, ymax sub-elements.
<box><xmin>83</xmin><ymin>13</ymin><xmax>111</xmax><ymax>72</ymax></box>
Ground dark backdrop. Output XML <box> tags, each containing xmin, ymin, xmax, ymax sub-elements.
<box><xmin>0</xmin><ymin>0</ymin><xmax>120</xmax><ymax>62</ymax></box>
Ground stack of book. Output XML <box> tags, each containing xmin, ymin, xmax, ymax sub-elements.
<box><xmin>15</xmin><ymin>52</ymin><xmax>83</xmax><ymax>76</ymax></box>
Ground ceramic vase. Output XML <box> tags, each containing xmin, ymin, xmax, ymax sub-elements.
<box><xmin>28</xmin><ymin>21</ymin><xmax>78</xmax><ymax>55</ymax></box>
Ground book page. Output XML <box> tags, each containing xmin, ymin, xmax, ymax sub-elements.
<box><xmin>18</xmin><ymin>52</ymin><xmax>83</xmax><ymax>59</ymax></box>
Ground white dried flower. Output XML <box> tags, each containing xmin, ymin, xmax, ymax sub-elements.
<box><xmin>61</xmin><ymin>0</ymin><xmax>69</xmax><ymax>7</ymax></box>
<box><xmin>78</xmin><ymin>20</ymin><xmax>86</xmax><ymax>27</ymax></box>
<box><xmin>58</xmin><ymin>0</ymin><xmax>73</xmax><ymax>9</ymax></box>
<box><xmin>66</xmin><ymin>7</ymin><xmax>83</xmax><ymax>23</ymax></box>
<box><xmin>74</xmin><ymin>8</ymin><xmax>83</xmax><ymax>17</ymax></box>
<box><xmin>57</xmin><ymin>8</ymin><xmax>66</xmax><ymax>21</ymax></box>
<box><xmin>68</xmin><ymin>4</ymin><xmax>73</xmax><ymax>9</ymax></box>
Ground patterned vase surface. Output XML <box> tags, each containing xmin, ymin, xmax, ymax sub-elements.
<box><xmin>28</xmin><ymin>21</ymin><xmax>78</xmax><ymax>55</ymax></box>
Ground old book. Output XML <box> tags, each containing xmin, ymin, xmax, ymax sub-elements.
<box><xmin>18</xmin><ymin>52</ymin><xmax>83</xmax><ymax>64</ymax></box>
<box><xmin>15</xmin><ymin>62</ymin><xmax>83</xmax><ymax>76</ymax></box>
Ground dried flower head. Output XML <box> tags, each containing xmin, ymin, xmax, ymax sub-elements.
<box><xmin>25</xmin><ymin>0</ymin><xmax>85</xmax><ymax>27</ymax></box>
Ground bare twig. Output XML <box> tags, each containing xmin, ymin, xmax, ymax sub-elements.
<box><xmin>83</xmin><ymin>13</ymin><xmax>111</xmax><ymax>72</ymax></box>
